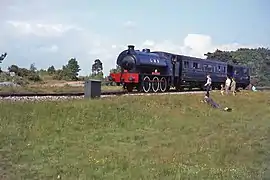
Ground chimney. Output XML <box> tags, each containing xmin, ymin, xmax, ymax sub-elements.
<box><xmin>128</xmin><ymin>45</ymin><xmax>135</xmax><ymax>51</ymax></box>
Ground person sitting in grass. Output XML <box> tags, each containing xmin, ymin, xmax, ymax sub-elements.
<box><xmin>201</xmin><ymin>94</ymin><xmax>232</xmax><ymax>112</ymax></box>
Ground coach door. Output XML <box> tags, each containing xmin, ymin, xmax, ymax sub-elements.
<box><xmin>171</xmin><ymin>55</ymin><xmax>177</xmax><ymax>85</ymax></box>
<box><xmin>227</xmin><ymin>65</ymin><xmax>233</xmax><ymax>78</ymax></box>
<box><xmin>171</xmin><ymin>55</ymin><xmax>181</xmax><ymax>86</ymax></box>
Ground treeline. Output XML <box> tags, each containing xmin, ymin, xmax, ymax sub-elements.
<box><xmin>2</xmin><ymin>58</ymin><xmax>81</xmax><ymax>84</ymax></box>
<box><xmin>42</xmin><ymin>58</ymin><xmax>81</xmax><ymax>81</ymax></box>
<box><xmin>1</xmin><ymin>47</ymin><xmax>270</xmax><ymax>86</ymax></box>
<box><xmin>0</xmin><ymin>57</ymin><xmax>108</xmax><ymax>84</ymax></box>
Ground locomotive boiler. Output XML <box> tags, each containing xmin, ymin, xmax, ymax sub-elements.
<box><xmin>117</xmin><ymin>45</ymin><xmax>168</xmax><ymax>72</ymax></box>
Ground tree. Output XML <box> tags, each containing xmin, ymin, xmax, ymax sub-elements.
<box><xmin>52</xmin><ymin>69</ymin><xmax>65</xmax><ymax>80</ymax></box>
<box><xmin>91</xmin><ymin>59</ymin><xmax>103</xmax><ymax>76</ymax></box>
<box><xmin>109</xmin><ymin>65</ymin><xmax>121</xmax><ymax>73</ymax></box>
<box><xmin>62</xmin><ymin>58</ymin><xmax>81</xmax><ymax>80</ymax></box>
<box><xmin>47</xmin><ymin>65</ymin><xmax>56</xmax><ymax>75</ymax></box>
<box><xmin>30</xmin><ymin>63</ymin><xmax>37</xmax><ymax>72</ymax></box>
<box><xmin>8</xmin><ymin>64</ymin><xmax>19</xmax><ymax>74</ymax></box>
<box><xmin>0</xmin><ymin>52</ymin><xmax>7</xmax><ymax>63</ymax></box>
<box><xmin>90</xmin><ymin>59</ymin><xmax>104</xmax><ymax>80</ymax></box>
<box><xmin>204</xmin><ymin>49</ymin><xmax>236</xmax><ymax>63</ymax></box>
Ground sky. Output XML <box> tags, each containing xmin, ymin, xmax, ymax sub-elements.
<box><xmin>0</xmin><ymin>0</ymin><xmax>269</xmax><ymax>76</ymax></box>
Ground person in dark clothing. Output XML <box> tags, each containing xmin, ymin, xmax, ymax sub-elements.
<box><xmin>202</xmin><ymin>95</ymin><xmax>232</xmax><ymax>112</ymax></box>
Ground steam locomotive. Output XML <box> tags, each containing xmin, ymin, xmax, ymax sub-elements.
<box><xmin>109</xmin><ymin>45</ymin><xmax>250</xmax><ymax>93</ymax></box>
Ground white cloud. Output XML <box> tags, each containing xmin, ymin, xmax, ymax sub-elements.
<box><xmin>139</xmin><ymin>34</ymin><xmax>259</xmax><ymax>59</ymax></box>
<box><xmin>184</xmin><ymin>34</ymin><xmax>212</xmax><ymax>56</ymax></box>
<box><xmin>123</xmin><ymin>20</ymin><xmax>136</xmax><ymax>29</ymax></box>
<box><xmin>38</xmin><ymin>45</ymin><xmax>59</xmax><ymax>53</ymax></box>
<box><xmin>142</xmin><ymin>40</ymin><xmax>155</xmax><ymax>47</ymax></box>
<box><xmin>6</xmin><ymin>21</ymin><xmax>83</xmax><ymax>37</ymax></box>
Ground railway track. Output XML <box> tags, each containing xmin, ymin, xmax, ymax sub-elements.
<box><xmin>0</xmin><ymin>87</ymin><xmax>268</xmax><ymax>102</ymax></box>
<box><xmin>0</xmin><ymin>88</ymin><xmax>205</xmax><ymax>97</ymax></box>
<box><xmin>0</xmin><ymin>91</ymin><xmax>120</xmax><ymax>98</ymax></box>
<box><xmin>0</xmin><ymin>89</ymin><xmax>203</xmax><ymax>101</ymax></box>
<box><xmin>0</xmin><ymin>90</ymin><xmax>123</xmax><ymax>102</ymax></box>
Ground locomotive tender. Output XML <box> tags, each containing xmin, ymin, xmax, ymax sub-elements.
<box><xmin>109</xmin><ymin>45</ymin><xmax>250</xmax><ymax>93</ymax></box>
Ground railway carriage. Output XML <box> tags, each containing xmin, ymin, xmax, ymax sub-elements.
<box><xmin>109</xmin><ymin>45</ymin><xmax>250</xmax><ymax>93</ymax></box>
<box><xmin>227</xmin><ymin>64</ymin><xmax>250</xmax><ymax>89</ymax></box>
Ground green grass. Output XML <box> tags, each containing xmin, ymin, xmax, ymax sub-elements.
<box><xmin>0</xmin><ymin>91</ymin><xmax>270</xmax><ymax>179</ymax></box>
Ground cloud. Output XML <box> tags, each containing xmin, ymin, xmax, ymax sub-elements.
<box><xmin>6</xmin><ymin>21</ymin><xmax>82</xmax><ymax>37</ymax></box>
<box><xmin>1</xmin><ymin>20</ymin><xmax>120</xmax><ymax>75</ymax></box>
<box><xmin>38</xmin><ymin>45</ymin><xmax>59</xmax><ymax>53</ymax></box>
<box><xmin>139</xmin><ymin>34</ymin><xmax>260</xmax><ymax>59</ymax></box>
<box><xmin>123</xmin><ymin>20</ymin><xmax>136</xmax><ymax>29</ymax></box>
<box><xmin>142</xmin><ymin>40</ymin><xmax>155</xmax><ymax>47</ymax></box>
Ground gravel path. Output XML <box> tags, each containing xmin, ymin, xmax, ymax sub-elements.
<box><xmin>0</xmin><ymin>91</ymin><xmax>205</xmax><ymax>102</ymax></box>
<box><xmin>0</xmin><ymin>95</ymin><xmax>84</xmax><ymax>102</ymax></box>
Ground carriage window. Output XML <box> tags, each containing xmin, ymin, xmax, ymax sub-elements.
<box><xmin>193</xmin><ymin>62</ymin><xmax>200</xmax><ymax>69</ymax></box>
<box><xmin>218</xmin><ymin>65</ymin><xmax>221</xmax><ymax>72</ymax></box>
<box><xmin>243</xmin><ymin>68</ymin><xmax>248</xmax><ymax>74</ymax></box>
<box><xmin>208</xmin><ymin>65</ymin><xmax>213</xmax><ymax>72</ymax></box>
<box><xmin>223</xmin><ymin>67</ymin><xmax>226</xmax><ymax>72</ymax></box>
<box><xmin>203</xmin><ymin>64</ymin><xmax>212</xmax><ymax>72</ymax></box>
<box><xmin>184</xmin><ymin>61</ymin><xmax>189</xmax><ymax>68</ymax></box>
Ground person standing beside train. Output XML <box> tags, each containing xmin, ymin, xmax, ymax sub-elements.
<box><xmin>225</xmin><ymin>76</ymin><xmax>231</xmax><ymax>94</ymax></box>
<box><xmin>204</xmin><ymin>74</ymin><xmax>212</xmax><ymax>97</ymax></box>
<box><xmin>230</xmin><ymin>78</ymin><xmax>236</xmax><ymax>96</ymax></box>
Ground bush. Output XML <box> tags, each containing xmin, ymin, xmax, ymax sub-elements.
<box><xmin>27</xmin><ymin>73</ymin><xmax>42</xmax><ymax>82</ymax></box>
<box><xmin>0</xmin><ymin>72</ymin><xmax>11</xmax><ymax>81</ymax></box>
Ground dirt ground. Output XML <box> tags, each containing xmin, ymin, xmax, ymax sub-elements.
<box><xmin>31</xmin><ymin>81</ymin><xmax>85</xmax><ymax>87</ymax></box>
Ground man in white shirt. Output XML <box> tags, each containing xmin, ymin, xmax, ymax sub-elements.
<box><xmin>204</xmin><ymin>74</ymin><xmax>212</xmax><ymax>97</ymax></box>
<box><xmin>225</xmin><ymin>76</ymin><xmax>231</xmax><ymax>94</ymax></box>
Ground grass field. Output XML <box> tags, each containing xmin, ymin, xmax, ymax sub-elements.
<box><xmin>1</xmin><ymin>91</ymin><xmax>270</xmax><ymax>179</ymax></box>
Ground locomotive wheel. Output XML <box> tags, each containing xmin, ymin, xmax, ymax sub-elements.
<box><xmin>142</xmin><ymin>76</ymin><xmax>151</xmax><ymax>93</ymax></box>
<box><xmin>159</xmin><ymin>77</ymin><xmax>167</xmax><ymax>92</ymax></box>
<box><xmin>152</xmin><ymin>77</ymin><xmax>159</xmax><ymax>92</ymax></box>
